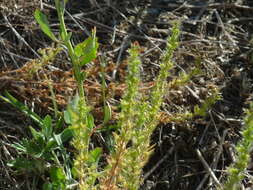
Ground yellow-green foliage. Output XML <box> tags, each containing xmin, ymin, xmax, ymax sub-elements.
<box><xmin>221</xmin><ymin>104</ymin><xmax>253</xmax><ymax>190</ymax></box>
<box><xmin>99</xmin><ymin>23</ymin><xmax>180</xmax><ymax>190</ymax></box>
<box><xmin>4</xmin><ymin>0</ymin><xmax>225</xmax><ymax>188</ymax></box>
<box><xmin>99</xmin><ymin>42</ymin><xmax>143</xmax><ymax>189</ymax></box>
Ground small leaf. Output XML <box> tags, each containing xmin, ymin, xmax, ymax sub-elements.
<box><xmin>44</xmin><ymin>138</ymin><xmax>57</xmax><ymax>152</ymax></box>
<box><xmin>34</xmin><ymin>10</ymin><xmax>57</xmax><ymax>41</ymax></box>
<box><xmin>71</xmin><ymin>167</ymin><xmax>78</xmax><ymax>178</ymax></box>
<box><xmin>63</xmin><ymin>110</ymin><xmax>71</xmax><ymax>124</ymax></box>
<box><xmin>8</xmin><ymin>158</ymin><xmax>45</xmax><ymax>173</ymax></box>
<box><xmin>54</xmin><ymin>128</ymin><xmax>73</xmax><ymax>146</ymax></box>
<box><xmin>42</xmin><ymin>115</ymin><xmax>53</xmax><ymax>140</ymax></box>
<box><xmin>65</xmin><ymin>32</ymin><xmax>72</xmax><ymax>42</ymax></box>
<box><xmin>87</xmin><ymin>114</ymin><xmax>95</xmax><ymax>129</ymax></box>
<box><xmin>20</xmin><ymin>137</ymin><xmax>45</xmax><ymax>158</ymax></box>
<box><xmin>55</xmin><ymin>116</ymin><xmax>64</xmax><ymax>130</ymax></box>
<box><xmin>11</xmin><ymin>142</ymin><xmax>26</xmax><ymax>153</ymax></box>
<box><xmin>30</xmin><ymin>126</ymin><xmax>44</xmax><ymax>141</ymax></box>
<box><xmin>87</xmin><ymin>147</ymin><xmax>102</xmax><ymax>164</ymax></box>
<box><xmin>74</xmin><ymin>28</ymin><xmax>99</xmax><ymax>65</ymax></box>
<box><xmin>50</xmin><ymin>167</ymin><xmax>66</xmax><ymax>182</ymax></box>
<box><xmin>60</xmin><ymin>128</ymin><xmax>74</xmax><ymax>143</ymax></box>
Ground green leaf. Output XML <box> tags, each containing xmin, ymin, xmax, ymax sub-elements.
<box><xmin>34</xmin><ymin>10</ymin><xmax>57</xmax><ymax>41</ymax></box>
<box><xmin>64</xmin><ymin>95</ymin><xmax>80</xmax><ymax>124</ymax></box>
<box><xmin>42</xmin><ymin>115</ymin><xmax>53</xmax><ymax>140</ymax></box>
<box><xmin>13</xmin><ymin>136</ymin><xmax>46</xmax><ymax>158</ymax></box>
<box><xmin>87</xmin><ymin>147</ymin><xmax>102</xmax><ymax>164</ymax></box>
<box><xmin>65</xmin><ymin>32</ymin><xmax>72</xmax><ymax>42</ymax></box>
<box><xmin>21</xmin><ymin>138</ymin><xmax>45</xmax><ymax>158</ymax></box>
<box><xmin>50</xmin><ymin>167</ymin><xmax>66</xmax><ymax>182</ymax></box>
<box><xmin>60</xmin><ymin>128</ymin><xmax>74</xmax><ymax>143</ymax></box>
<box><xmin>8</xmin><ymin>158</ymin><xmax>35</xmax><ymax>171</ymax></box>
<box><xmin>42</xmin><ymin>183</ymin><xmax>53</xmax><ymax>190</ymax></box>
<box><xmin>54</xmin><ymin>128</ymin><xmax>73</xmax><ymax>146</ymax></box>
<box><xmin>68</xmin><ymin>94</ymin><xmax>79</xmax><ymax>112</ymax></box>
<box><xmin>44</xmin><ymin>138</ymin><xmax>58</xmax><ymax>152</ymax></box>
<box><xmin>71</xmin><ymin>167</ymin><xmax>78</xmax><ymax>178</ymax></box>
<box><xmin>55</xmin><ymin>116</ymin><xmax>64</xmax><ymax>130</ymax></box>
<box><xmin>74</xmin><ymin>28</ymin><xmax>99</xmax><ymax>65</ymax></box>
<box><xmin>87</xmin><ymin>114</ymin><xmax>95</xmax><ymax>129</ymax></box>
<box><xmin>8</xmin><ymin>158</ymin><xmax>46</xmax><ymax>173</ymax></box>
<box><xmin>11</xmin><ymin>142</ymin><xmax>26</xmax><ymax>153</ymax></box>
<box><xmin>63</xmin><ymin>110</ymin><xmax>71</xmax><ymax>125</ymax></box>
<box><xmin>30</xmin><ymin>126</ymin><xmax>44</xmax><ymax>141</ymax></box>
<box><xmin>0</xmin><ymin>91</ymin><xmax>43</xmax><ymax>127</ymax></box>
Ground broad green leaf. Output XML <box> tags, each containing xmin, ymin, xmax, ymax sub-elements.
<box><xmin>34</xmin><ymin>10</ymin><xmax>57</xmax><ymax>41</ymax></box>
<box><xmin>63</xmin><ymin>110</ymin><xmax>71</xmax><ymax>124</ymax></box>
<box><xmin>55</xmin><ymin>116</ymin><xmax>64</xmax><ymax>130</ymax></box>
<box><xmin>42</xmin><ymin>115</ymin><xmax>53</xmax><ymax>140</ymax></box>
<box><xmin>54</xmin><ymin>128</ymin><xmax>73</xmax><ymax>146</ymax></box>
<box><xmin>87</xmin><ymin>147</ymin><xmax>102</xmax><ymax>164</ymax></box>
<box><xmin>60</xmin><ymin>128</ymin><xmax>74</xmax><ymax>143</ymax></box>
<box><xmin>29</xmin><ymin>126</ymin><xmax>44</xmax><ymax>141</ymax></box>
<box><xmin>20</xmin><ymin>137</ymin><xmax>45</xmax><ymax>158</ymax></box>
<box><xmin>74</xmin><ymin>28</ymin><xmax>99</xmax><ymax>65</ymax></box>
<box><xmin>50</xmin><ymin>167</ymin><xmax>66</xmax><ymax>182</ymax></box>
<box><xmin>44</xmin><ymin>138</ymin><xmax>58</xmax><ymax>152</ymax></box>
<box><xmin>71</xmin><ymin>167</ymin><xmax>78</xmax><ymax>178</ymax></box>
<box><xmin>63</xmin><ymin>108</ymin><xmax>78</xmax><ymax>125</ymax></box>
<box><xmin>14</xmin><ymin>136</ymin><xmax>45</xmax><ymax>158</ymax></box>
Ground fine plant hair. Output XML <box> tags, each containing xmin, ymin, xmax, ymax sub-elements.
<box><xmin>220</xmin><ymin>104</ymin><xmax>253</xmax><ymax>190</ymax></box>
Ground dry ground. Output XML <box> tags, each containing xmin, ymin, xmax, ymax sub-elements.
<box><xmin>1</xmin><ymin>0</ymin><xmax>253</xmax><ymax>189</ymax></box>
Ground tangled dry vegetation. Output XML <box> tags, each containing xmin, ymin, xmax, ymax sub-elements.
<box><xmin>1</xmin><ymin>0</ymin><xmax>253</xmax><ymax>189</ymax></box>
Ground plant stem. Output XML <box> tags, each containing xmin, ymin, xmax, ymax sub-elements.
<box><xmin>55</xmin><ymin>0</ymin><xmax>85</xmax><ymax>101</ymax></box>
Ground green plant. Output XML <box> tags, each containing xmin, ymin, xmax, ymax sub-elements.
<box><xmin>1</xmin><ymin>92</ymin><xmax>74</xmax><ymax>189</ymax></box>
<box><xmin>221</xmin><ymin>103</ymin><xmax>253</xmax><ymax>190</ymax></box>
<box><xmin>2</xmin><ymin>0</ymin><xmax>98</xmax><ymax>188</ymax></box>
<box><xmin>2</xmin><ymin>0</ymin><xmax>219</xmax><ymax>189</ymax></box>
<box><xmin>35</xmin><ymin>0</ymin><xmax>100</xmax><ymax>189</ymax></box>
<box><xmin>99</xmin><ymin>23</ymin><xmax>180</xmax><ymax>189</ymax></box>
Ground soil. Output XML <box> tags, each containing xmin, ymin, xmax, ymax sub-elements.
<box><xmin>1</xmin><ymin>0</ymin><xmax>253</xmax><ymax>189</ymax></box>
